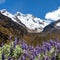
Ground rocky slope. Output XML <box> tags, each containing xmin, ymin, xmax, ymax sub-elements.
<box><xmin>0</xmin><ymin>12</ymin><xmax>27</xmax><ymax>44</ymax></box>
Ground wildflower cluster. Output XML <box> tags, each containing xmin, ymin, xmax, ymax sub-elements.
<box><xmin>0</xmin><ymin>38</ymin><xmax>60</xmax><ymax>60</ymax></box>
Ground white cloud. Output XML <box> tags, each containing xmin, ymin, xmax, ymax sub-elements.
<box><xmin>45</xmin><ymin>7</ymin><xmax>60</xmax><ymax>21</ymax></box>
<box><xmin>0</xmin><ymin>0</ymin><xmax>6</xmax><ymax>4</ymax></box>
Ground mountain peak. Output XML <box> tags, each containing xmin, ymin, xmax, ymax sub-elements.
<box><xmin>0</xmin><ymin>9</ymin><xmax>51</xmax><ymax>33</ymax></box>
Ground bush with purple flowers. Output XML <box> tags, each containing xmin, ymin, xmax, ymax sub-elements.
<box><xmin>0</xmin><ymin>38</ymin><xmax>60</xmax><ymax>60</ymax></box>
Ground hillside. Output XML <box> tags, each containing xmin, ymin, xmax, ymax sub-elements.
<box><xmin>0</xmin><ymin>10</ymin><xmax>60</xmax><ymax>46</ymax></box>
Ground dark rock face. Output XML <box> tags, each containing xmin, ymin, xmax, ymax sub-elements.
<box><xmin>0</xmin><ymin>13</ymin><xmax>27</xmax><ymax>44</ymax></box>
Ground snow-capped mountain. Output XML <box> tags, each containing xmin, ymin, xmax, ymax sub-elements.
<box><xmin>43</xmin><ymin>20</ymin><xmax>60</xmax><ymax>32</ymax></box>
<box><xmin>0</xmin><ymin>9</ymin><xmax>60</xmax><ymax>45</ymax></box>
<box><xmin>0</xmin><ymin>9</ymin><xmax>51</xmax><ymax>33</ymax></box>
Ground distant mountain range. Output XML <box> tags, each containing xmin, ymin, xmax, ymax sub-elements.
<box><xmin>0</xmin><ymin>9</ymin><xmax>60</xmax><ymax>46</ymax></box>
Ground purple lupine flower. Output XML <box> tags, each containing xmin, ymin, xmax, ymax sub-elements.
<box><xmin>13</xmin><ymin>38</ymin><xmax>18</xmax><ymax>48</ymax></box>
<box><xmin>42</xmin><ymin>41</ymin><xmax>52</xmax><ymax>51</ymax></box>
<box><xmin>49</xmin><ymin>40</ymin><xmax>57</xmax><ymax>46</ymax></box>
<box><xmin>44</xmin><ymin>56</ymin><xmax>50</xmax><ymax>60</ymax></box>
<box><xmin>35</xmin><ymin>46</ymin><xmax>41</xmax><ymax>54</ymax></box>
<box><xmin>21</xmin><ymin>42</ymin><xmax>28</xmax><ymax>50</ymax></box>
<box><xmin>45</xmin><ymin>43</ymin><xmax>51</xmax><ymax>51</ymax></box>
<box><xmin>23</xmin><ymin>50</ymin><xmax>30</xmax><ymax>58</ymax></box>
<box><xmin>55</xmin><ymin>42</ymin><xmax>60</xmax><ymax>50</ymax></box>
<box><xmin>8</xmin><ymin>57</ymin><xmax>11</xmax><ymax>60</ymax></box>
<box><xmin>33</xmin><ymin>48</ymin><xmax>40</xmax><ymax>56</ymax></box>
<box><xmin>29</xmin><ymin>46</ymin><xmax>34</xmax><ymax>51</ymax></box>
<box><xmin>32</xmin><ymin>48</ymin><xmax>39</xmax><ymax>56</ymax></box>
<box><xmin>49</xmin><ymin>39</ymin><xmax>54</xmax><ymax>46</ymax></box>
<box><xmin>14</xmin><ymin>38</ymin><xmax>18</xmax><ymax>44</ymax></box>
<box><xmin>41</xmin><ymin>44</ymin><xmax>46</xmax><ymax>54</ymax></box>
<box><xmin>21</xmin><ymin>55</ymin><xmax>26</xmax><ymax>60</ymax></box>
<box><xmin>2</xmin><ymin>53</ymin><xmax>5</xmax><ymax>60</ymax></box>
<box><xmin>30</xmin><ymin>55</ymin><xmax>35</xmax><ymax>60</ymax></box>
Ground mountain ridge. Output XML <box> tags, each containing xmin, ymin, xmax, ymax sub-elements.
<box><xmin>0</xmin><ymin>9</ymin><xmax>60</xmax><ymax>46</ymax></box>
<box><xmin>0</xmin><ymin>9</ymin><xmax>52</xmax><ymax>33</ymax></box>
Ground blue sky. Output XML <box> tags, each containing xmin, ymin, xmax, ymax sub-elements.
<box><xmin>0</xmin><ymin>0</ymin><xmax>60</xmax><ymax>19</ymax></box>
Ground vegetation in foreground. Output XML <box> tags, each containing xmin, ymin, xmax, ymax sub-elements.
<box><xmin>0</xmin><ymin>38</ymin><xmax>60</xmax><ymax>60</ymax></box>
